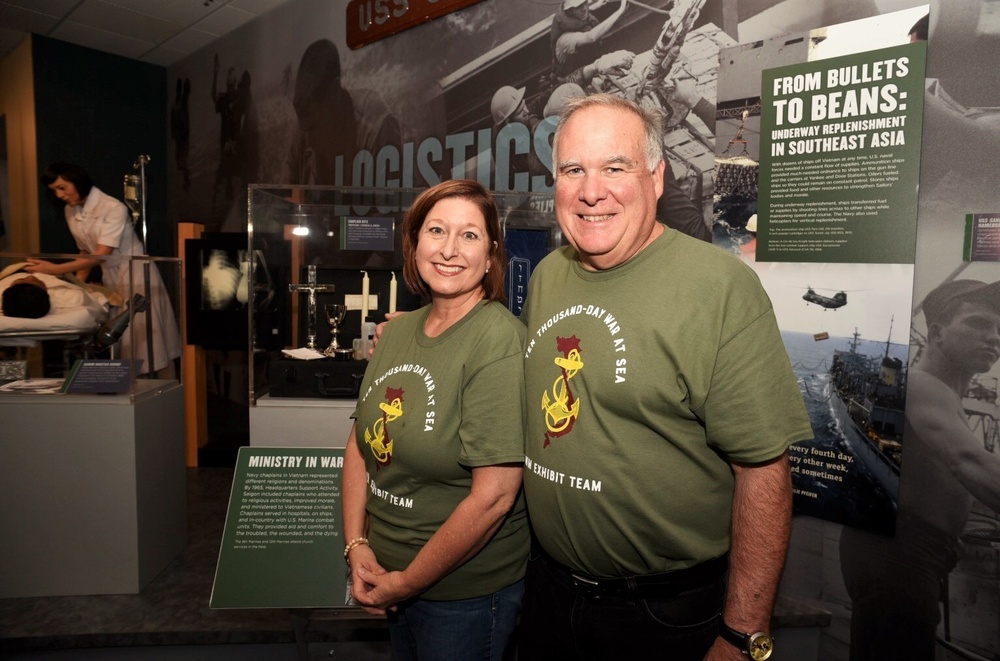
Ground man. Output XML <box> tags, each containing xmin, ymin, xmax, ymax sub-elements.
<box><xmin>558</xmin><ymin>48</ymin><xmax>714</xmax><ymax>242</ymax></box>
<box><xmin>0</xmin><ymin>263</ymin><xmax>117</xmax><ymax>319</ymax></box>
<box><xmin>517</xmin><ymin>94</ymin><xmax>811</xmax><ymax>660</ymax></box>
<box><xmin>840</xmin><ymin>278</ymin><xmax>1000</xmax><ymax>660</ymax></box>
<box><xmin>1</xmin><ymin>276</ymin><xmax>50</xmax><ymax>318</ymax></box>
<box><xmin>490</xmin><ymin>84</ymin><xmax>550</xmax><ymax>189</ymax></box>
<box><xmin>211</xmin><ymin>54</ymin><xmax>240</xmax><ymax>207</ymax></box>
<box><xmin>551</xmin><ymin>0</ymin><xmax>629</xmax><ymax>79</ymax></box>
<box><xmin>908</xmin><ymin>13</ymin><xmax>928</xmax><ymax>43</ymax></box>
<box><xmin>286</xmin><ymin>39</ymin><xmax>402</xmax><ymax>186</ymax></box>
<box><xmin>287</xmin><ymin>39</ymin><xmax>359</xmax><ymax>186</ymax></box>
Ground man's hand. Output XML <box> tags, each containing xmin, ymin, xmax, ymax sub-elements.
<box><xmin>670</xmin><ymin>76</ymin><xmax>702</xmax><ymax>110</ymax></box>
<box><xmin>594</xmin><ymin>50</ymin><xmax>635</xmax><ymax>76</ymax></box>
<box><xmin>369</xmin><ymin>310</ymin><xmax>406</xmax><ymax>356</ymax></box>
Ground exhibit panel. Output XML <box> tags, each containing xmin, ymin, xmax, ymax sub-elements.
<box><xmin>245</xmin><ymin>185</ymin><xmax>557</xmax><ymax>447</ymax></box>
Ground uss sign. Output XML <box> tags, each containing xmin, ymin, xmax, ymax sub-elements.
<box><xmin>346</xmin><ymin>0</ymin><xmax>487</xmax><ymax>50</ymax></box>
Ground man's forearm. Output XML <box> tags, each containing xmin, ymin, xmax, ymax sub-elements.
<box><xmin>724</xmin><ymin>454</ymin><xmax>792</xmax><ymax>632</ymax></box>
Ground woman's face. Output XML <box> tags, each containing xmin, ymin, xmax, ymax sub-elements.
<box><xmin>415</xmin><ymin>197</ymin><xmax>493</xmax><ymax>302</ymax></box>
<box><xmin>47</xmin><ymin>177</ymin><xmax>83</xmax><ymax>207</ymax></box>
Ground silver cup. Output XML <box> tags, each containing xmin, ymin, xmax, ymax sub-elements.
<box><xmin>323</xmin><ymin>304</ymin><xmax>349</xmax><ymax>358</ymax></box>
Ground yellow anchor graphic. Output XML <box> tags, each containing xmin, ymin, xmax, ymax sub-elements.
<box><xmin>365</xmin><ymin>397</ymin><xmax>403</xmax><ymax>464</ymax></box>
<box><xmin>542</xmin><ymin>349</ymin><xmax>583</xmax><ymax>435</ymax></box>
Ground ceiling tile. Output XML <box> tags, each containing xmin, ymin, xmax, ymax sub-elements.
<box><xmin>230</xmin><ymin>0</ymin><xmax>288</xmax><ymax>14</ymax></box>
<box><xmin>0</xmin><ymin>3</ymin><xmax>63</xmax><ymax>32</ymax></box>
<box><xmin>50</xmin><ymin>20</ymin><xmax>155</xmax><ymax>60</ymax></box>
<box><xmin>140</xmin><ymin>44</ymin><xmax>189</xmax><ymax>67</ymax></box>
<box><xmin>192</xmin><ymin>4</ymin><xmax>255</xmax><ymax>36</ymax></box>
<box><xmin>160</xmin><ymin>27</ymin><xmax>219</xmax><ymax>54</ymax></box>
<box><xmin>103</xmin><ymin>0</ymin><xmax>219</xmax><ymax>25</ymax></box>
<box><xmin>2</xmin><ymin>0</ymin><xmax>77</xmax><ymax>15</ymax></box>
<box><xmin>0</xmin><ymin>0</ymin><xmax>294</xmax><ymax>66</ymax></box>
<box><xmin>71</xmin><ymin>0</ymin><xmax>183</xmax><ymax>44</ymax></box>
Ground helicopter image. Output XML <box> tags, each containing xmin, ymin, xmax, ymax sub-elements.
<box><xmin>802</xmin><ymin>287</ymin><xmax>849</xmax><ymax>310</ymax></box>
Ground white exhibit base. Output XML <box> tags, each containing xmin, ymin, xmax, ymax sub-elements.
<box><xmin>0</xmin><ymin>381</ymin><xmax>187</xmax><ymax>597</ymax></box>
<box><xmin>249</xmin><ymin>394</ymin><xmax>356</xmax><ymax>449</ymax></box>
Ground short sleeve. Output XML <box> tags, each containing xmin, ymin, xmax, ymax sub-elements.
<box><xmin>702</xmin><ymin>306</ymin><xmax>812</xmax><ymax>463</ymax></box>
<box><xmin>458</xmin><ymin>317</ymin><xmax>526</xmax><ymax>467</ymax></box>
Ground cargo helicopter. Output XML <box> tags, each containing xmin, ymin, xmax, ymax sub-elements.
<box><xmin>801</xmin><ymin>286</ymin><xmax>849</xmax><ymax>310</ymax></box>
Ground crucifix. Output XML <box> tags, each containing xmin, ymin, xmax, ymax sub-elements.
<box><xmin>288</xmin><ymin>265</ymin><xmax>336</xmax><ymax>350</ymax></box>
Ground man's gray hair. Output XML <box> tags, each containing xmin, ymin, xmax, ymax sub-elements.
<box><xmin>551</xmin><ymin>93</ymin><xmax>665</xmax><ymax>172</ymax></box>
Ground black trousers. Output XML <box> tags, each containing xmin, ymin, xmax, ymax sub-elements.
<box><xmin>517</xmin><ymin>549</ymin><xmax>728</xmax><ymax>660</ymax></box>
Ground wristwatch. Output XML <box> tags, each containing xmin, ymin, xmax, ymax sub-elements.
<box><xmin>719</xmin><ymin>621</ymin><xmax>774</xmax><ymax>660</ymax></box>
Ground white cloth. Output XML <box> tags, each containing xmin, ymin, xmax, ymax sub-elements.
<box><xmin>0</xmin><ymin>270</ymin><xmax>110</xmax><ymax>347</ymax></box>
<box><xmin>64</xmin><ymin>187</ymin><xmax>182</xmax><ymax>372</ymax></box>
<box><xmin>0</xmin><ymin>271</ymin><xmax>106</xmax><ymax>316</ymax></box>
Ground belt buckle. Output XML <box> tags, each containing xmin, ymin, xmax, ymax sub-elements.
<box><xmin>570</xmin><ymin>572</ymin><xmax>603</xmax><ymax>598</ymax></box>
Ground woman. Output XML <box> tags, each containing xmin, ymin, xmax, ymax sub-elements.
<box><xmin>26</xmin><ymin>162</ymin><xmax>182</xmax><ymax>376</ymax></box>
<box><xmin>342</xmin><ymin>180</ymin><xmax>528</xmax><ymax>660</ymax></box>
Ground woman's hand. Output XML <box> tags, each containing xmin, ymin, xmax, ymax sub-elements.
<box><xmin>348</xmin><ymin>545</ymin><xmax>390</xmax><ymax>615</ymax></box>
<box><xmin>355</xmin><ymin>566</ymin><xmax>416</xmax><ymax>612</ymax></box>
<box><xmin>23</xmin><ymin>259</ymin><xmax>60</xmax><ymax>275</ymax></box>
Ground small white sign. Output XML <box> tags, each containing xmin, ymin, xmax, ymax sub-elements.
<box><xmin>344</xmin><ymin>294</ymin><xmax>378</xmax><ymax>311</ymax></box>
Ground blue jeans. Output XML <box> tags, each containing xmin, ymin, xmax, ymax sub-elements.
<box><xmin>517</xmin><ymin>550</ymin><xmax>725</xmax><ymax>660</ymax></box>
<box><xmin>386</xmin><ymin>579</ymin><xmax>524</xmax><ymax>661</ymax></box>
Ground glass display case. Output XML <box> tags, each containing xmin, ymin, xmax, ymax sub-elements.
<box><xmin>0</xmin><ymin>251</ymin><xmax>183</xmax><ymax>400</ymax></box>
<box><xmin>247</xmin><ymin>185</ymin><xmax>558</xmax><ymax>407</ymax></box>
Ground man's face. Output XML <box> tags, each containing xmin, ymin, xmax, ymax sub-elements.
<box><xmin>509</xmin><ymin>100</ymin><xmax>531</xmax><ymax>125</ymax></box>
<box><xmin>563</xmin><ymin>1</ymin><xmax>590</xmax><ymax>19</ymax></box>
<box><xmin>553</xmin><ymin>104</ymin><xmax>664</xmax><ymax>271</ymax></box>
<box><xmin>932</xmin><ymin>300</ymin><xmax>1000</xmax><ymax>374</ymax></box>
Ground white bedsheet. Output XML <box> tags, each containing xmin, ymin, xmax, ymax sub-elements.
<box><xmin>0</xmin><ymin>270</ymin><xmax>110</xmax><ymax>346</ymax></box>
<box><xmin>0</xmin><ymin>308</ymin><xmax>102</xmax><ymax>345</ymax></box>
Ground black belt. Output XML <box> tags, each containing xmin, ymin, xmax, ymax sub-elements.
<box><xmin>541</xmin><ymin>550</ymin><xmax>728</xmax><ymax>600</ymax></box>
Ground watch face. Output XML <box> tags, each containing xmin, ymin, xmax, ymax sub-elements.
<box><xmin>748</xmin><ymin>632</ymin><xmax>774</xmax><ymax>661</ymax></box>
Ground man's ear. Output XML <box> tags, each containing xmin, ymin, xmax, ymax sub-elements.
<box><xmin>926</xmin><ymin>320</ymin><xmax>944</xmax><ymax>344</ymax></box>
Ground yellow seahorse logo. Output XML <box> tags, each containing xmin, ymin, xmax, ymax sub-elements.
<box><xmin>365</xmin><ymin>387</ymin><xmax>403</xmax><ymax>467</ymax></box>
<box><xmin>541</xmin><ymin>335</ymin><xmax>583</xmax><ymax>447</ymax></box>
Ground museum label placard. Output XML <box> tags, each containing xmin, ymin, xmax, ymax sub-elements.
<box><xmin>211</xmin><ymin>446</ymin><xmax>350</xmax><ymax>609</ymax></box>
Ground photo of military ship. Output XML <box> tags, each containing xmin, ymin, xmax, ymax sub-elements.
<box><xmin>827</xmin><ymin>323</ymin><xmax>905</xmax><ymax>507</ymax></box>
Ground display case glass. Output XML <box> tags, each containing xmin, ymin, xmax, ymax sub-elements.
<box><xmin>247</xmin><ymin>185</ymin><xmax>558</xmax><ymax>405</ymax></box>
<box><xmin>0</xmin><ymin>252</ymin><xmax>183</xmax><ymax>400</ymax></box>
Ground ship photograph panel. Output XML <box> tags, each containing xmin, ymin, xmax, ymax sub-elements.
<box><xmin>753</xmin><ymin>261</ymin><xmax>914</xmax><ymax>536</ymax></box>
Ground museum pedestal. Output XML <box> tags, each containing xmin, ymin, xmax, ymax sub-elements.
<box><xmin>0</xmin><ymin>381</ymin><xmax>187</xmax><ymax>597</ymax></box>
<box><xmin>249</xmin><ymin>394</ymin><xmax>356</xmax><ymax>448</ymax></box>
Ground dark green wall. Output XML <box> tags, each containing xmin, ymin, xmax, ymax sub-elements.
<box><xmin>32</xmin><ymin>35</ymin><xmax>171</xmax><ymax>257</ymax></box>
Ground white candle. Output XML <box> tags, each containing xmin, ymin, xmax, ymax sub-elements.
<box><xmin>389</xmin><ymin>272</ymin><xmax>397</xmax><ymax>314</ymax></box>
<box><xmin>360</xmin><ymin>271</ymin><xmax>370</xmax><ymax>332</ymax></box>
